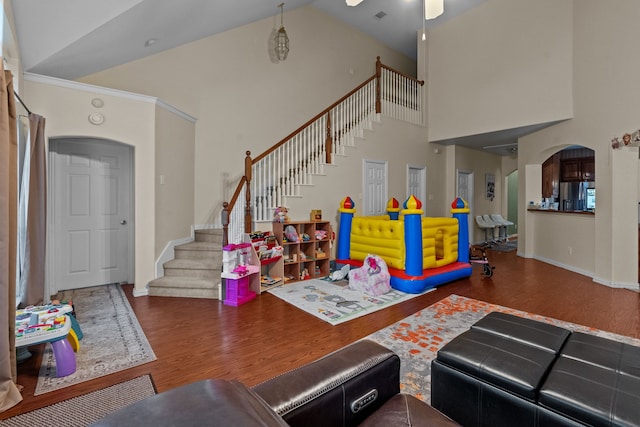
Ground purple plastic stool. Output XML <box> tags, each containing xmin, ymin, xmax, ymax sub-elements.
<box><xmin>51</xmin><ymin>337</ymin><xmax>76</xmax><ymax>377</ymax></box>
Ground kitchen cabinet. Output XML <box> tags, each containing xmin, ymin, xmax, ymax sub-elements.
<box><xmin>582</xmin><ymin>158</ymin><xmax>595</xmax><ymax>181</ymax></box>
<box><xmin>542</xmin><ymin>154</ymin><xmax>560</xmax><ymax>198</ymax></box>
<box><xmin>561</xmin><ymin>157</ymin><xmax>595</xmax><ymax>182</ymax></box>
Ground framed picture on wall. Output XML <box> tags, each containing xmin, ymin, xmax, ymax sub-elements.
<box><xmin>485</xmin><ymin>173</ymin><xmax>495</xmax><ymax>201</ymax></box>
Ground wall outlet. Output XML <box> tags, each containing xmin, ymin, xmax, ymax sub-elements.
<box><xmin>568</xmin><ymin>246</ymin><xmax>573</xmax><ymax>255</ymax></box>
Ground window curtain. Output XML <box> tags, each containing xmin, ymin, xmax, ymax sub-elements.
<box><xmin>17</xmin><ymin>113</ymin><xmax>47</xmax><ymax>306</ymax></box>
<box><xmin>0</xmin><ymin>66</ymin><xmax>23</xmax><ymax>411</ymax></box>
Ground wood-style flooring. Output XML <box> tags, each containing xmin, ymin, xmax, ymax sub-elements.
<box><xmin>3</xmin><ymin>247</ymin><xmax>640</xmax><ymax>419</ymax></box>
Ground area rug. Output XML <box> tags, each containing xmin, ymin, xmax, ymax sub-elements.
<box><xmin>365</xmin><ymin>294</ymin><xmax>640</xmax><ymax>403</ymax></box>
<box><xmin>34</xmin><ymin>284</ymin><xmax>157</xmax><ymax>395</ymax></box>
<box><xmin>268</xmin><ymin>278</ymin><xmax>434</xmax><ymax>325</ymax></box>
<box><xmin>2</xmin><ymin>375</ymin><xmax>155</xmax><ymax>426</ymax></box>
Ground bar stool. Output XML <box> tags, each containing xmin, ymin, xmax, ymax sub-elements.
<box><xmin>490</xmin><ymin>214</ymin><xmax>514</xmax><ymax>242</ymax></box>
<box><xmin>475</xmin><ymin>216</ymin><xmax>495</xmax><ymax>245</ymax></box>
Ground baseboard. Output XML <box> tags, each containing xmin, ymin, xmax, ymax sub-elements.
<box><xmin>133</xmin><ymin>287</ymin><xmax>149</xmax><ymax>297</ymax></box>
<box><xmin>155</xmin><ymin>235</ymin><xmax>193</xmax><ymax>278</ymax></box>
<box><xmin>531</xmin><ymin>255</ymin><xmax>639</xmax><ymax>290</ymax></box>
<box><xmin>532</xmin><ymin>255</ymin><xmax>593</xmax><ymax>279</ymax></box>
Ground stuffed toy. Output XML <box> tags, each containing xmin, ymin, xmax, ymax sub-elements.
<box><xmin>348</xmin><ymin>254</ymin><xmax>391</xmax><ymax>296</ymax></box>
<box><xmin>273</xmin><ymin>206</ymin><xmax>290</xmax><ymax>223</ymax></box>
<box><xmin>284</xmin><ymin>225</ymin><xmax>299</xmax><ymax>242</ymax></box>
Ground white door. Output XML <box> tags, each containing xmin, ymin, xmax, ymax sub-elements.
<box><xmin>407</xmin><ymin>165</ymin><xmax>427</xmax><ymax>212</ymax></box>
<box><xmin>50</xmin><ymin>138</ymin><xmax>133</xmax><ymax>291</ymax></box>
<box><xmin>457</xmin><ymin>170</ymin><xmax>474</xmax><ymax>244</ymax></box>
<box><xmin>363</xmin><ymin>159</ymin><xmax>388</xmax><ymax>216</ymax></box>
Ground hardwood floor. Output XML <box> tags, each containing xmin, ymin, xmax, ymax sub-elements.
<box><xmin>3</xmin><ymin>248</ymin><xmax>640</xmax><ymax>419</ymax></box>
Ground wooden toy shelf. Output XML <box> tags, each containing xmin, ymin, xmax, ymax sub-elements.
<box><xmin>259</xmin><ymin>255</ymin><xmax>284</xmax><ymax>292</ymax></box>
<box><xmin>272</xmin><ymin>220</ymin><xmax>332</xmax><ymax>283</ymax></box>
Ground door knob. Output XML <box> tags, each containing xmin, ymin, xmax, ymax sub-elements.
<box><xmin>120</xmin><ymin>220</ymin><xmax>127</xmax><ymax>225</ymax></box>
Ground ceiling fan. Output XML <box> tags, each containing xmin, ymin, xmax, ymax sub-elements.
<box><xmin>345</xmin><ymin>0</ymin><xmax>444</xmax><ymax>20</ymax></box>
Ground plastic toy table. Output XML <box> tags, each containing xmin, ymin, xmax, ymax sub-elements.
<box><xmin>15</xmin><ymin>312</ymin><xmax>77</xmax><ymax>377</ymax></box>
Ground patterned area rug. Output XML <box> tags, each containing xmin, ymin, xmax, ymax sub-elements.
<box><xmin>365</xmin><ymin>294</ymin><xmax>640</xmax><ymax>403</ymax></box>
<box><xmin>34</xmin><ymin>284</ymin><xmax>157</xmax><ymax>395</ymax></box>
<box><xmin>268</xmin><ymin>278</ymin><xmax>434</xmax><ymax>325</ymax></box>
<box><xmin>2</xmin><ymin>375</ymin><xmax>156</xmax><ymax>426</ymax></box>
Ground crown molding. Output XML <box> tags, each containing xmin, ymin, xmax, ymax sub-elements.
<box><xmin>23</xmin><ymin>72</ymin><xmax>197</xmax><ymax>123</ymax></box>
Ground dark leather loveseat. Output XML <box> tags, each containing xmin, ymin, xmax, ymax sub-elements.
<box><xmin>92</xmin><ymin>340</ymin><xmax>459</xmax><ymax>427</ymax></box>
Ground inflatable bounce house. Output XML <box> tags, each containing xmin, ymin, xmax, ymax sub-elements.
<box><xmin>335</xmin><ymin>195</ymin><xmax>472</xmax><ymax>293</ymax></box>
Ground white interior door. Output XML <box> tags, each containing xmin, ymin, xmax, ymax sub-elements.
<box><xmin>407</xmin><ymin>165</ymin><xmax>427</xmax><ymax>212</ymax></box>
<box><xmin>457</xmin><ymin>170</ymin><xmax>474</xmax><ymax>244</ymax></box>
<box><xmin>363</xmin><ymin>159</ymin><xmax>388</xmax><ymax>216</ymax></box>
<box><xmin>51</xmin><ymin>138</ymin><xmax>133</xmax><ymax>291</ymax></box>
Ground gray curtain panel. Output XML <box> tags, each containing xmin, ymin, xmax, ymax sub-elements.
<box><xmin>18</xmin><ymin>113</ymin><xmax>47</xmax><ymax>306</ymax></box>
<box><xmin>0</xmin><ymin>66</ymin><xmax>24</xmax><ymax>412</ymax></box>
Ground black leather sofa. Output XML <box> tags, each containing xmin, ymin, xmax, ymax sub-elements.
<box><xmin>92</xmin><ymin>339</ymin><xmax>459</xmax><ymax>427</ymax></box>
<box><xmin>431</xmin><ymin>311</ymin><xmax>640</xmax><ymax>427</ymax></box>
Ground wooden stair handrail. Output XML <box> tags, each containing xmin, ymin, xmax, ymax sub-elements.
<box><xmin>252</xmin><ymin>75</ymin><xmax>376</xmax><ymax>164</ymax></box>
<box><xmin>222</xmin><ymin>57</ymin><xmax>421</xmax><ymax>243</ymax></box>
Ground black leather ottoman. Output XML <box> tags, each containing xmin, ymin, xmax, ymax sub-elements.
<box><xmin>431</xmin><ymin>312</ymin><xmax>571</xmax><ymax>427</ymax></box>
<box><xmin>540</xmin><ymin>332</ymin><xmax>640</xmax><ymax>427</ymax></box>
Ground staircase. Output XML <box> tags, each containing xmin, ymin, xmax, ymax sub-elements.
<box><xmin>149</xmin><ymin>57</ymin><xmax>424</xmax><ymax>299</ymax></box>
<box><xmin>223</xmin><ymin>57</ymin><xmax>425</xmax><ymax>246</ymax></box>
<box><xmin>147</xmin><ymin>229</ymin><xmax>223</xmax><ymax>299</ymax></box>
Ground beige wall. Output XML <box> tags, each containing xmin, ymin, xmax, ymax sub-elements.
<box><xmin>427</xmin><ymin>0</ymin><xmax>573</xmax><ymax>141</ymax></box>
<box><xmin>13</xmin><ymin>0</ymin><xmax>639</xmax><ymax>292</ymax></box>
<box><xmin>154</xmin><ymin>105</ymin><xmax>195</xmax><ymax>256</ymax></box>
<box><xmin>79</xmin><ymin>5</ymin><xmax>416</xmax><ymax>226</ymax></box>
<box><xmin>425</xmin><ymin>0</ymin><xmax>640</xmax><ymax>287</ymax></box>
<box><xmin>279</xmin><ymin>117</ymin><xmax>435</xmax><ymax>233</ymax></box>
<box><xmin>454</xmin><ymin>146</ymin><xmax>504</xmax><ymax>243</ymax></box>
<box><xmin>519</xmin><ymin>0</ymin><xmax>640</xmax><ymax>287</ymax></box>
<box><xmin>23</xmin><ymin>76</ymin><xmax>195</xmax><ymax>296</ymax></box>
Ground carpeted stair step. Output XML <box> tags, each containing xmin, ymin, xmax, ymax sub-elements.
<box><xmin>147</xmin><ymin>276</ymin><xmax>219</xmax><ymax>299</ymax></box>
<box><xmin>174</xmin><ymin>241</ymin><xmax>222</xmax><ymax>262</ymax></box>
<box><xmin>163</xmin><ymin>259</ymin><xmax>221</xmax><ymax>280</ymax></box>
<box><xmin>150</xmin><ymin>228</ymin><xmax>224</xmax><ymax>299</ymax></box>
<box><xmin>194</xmin><ymin>228</ymin><xmax>224</xmax><ymax>244</ymax></box>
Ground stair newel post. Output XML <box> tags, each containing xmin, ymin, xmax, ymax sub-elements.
<box><xmin>244</xmin><ymin>151</ymin><xmax>253</xmax><ymax>234</ymax></box>
<box><xmin>222</xmin><ymin>202</ymin><xmax>229</xmax><ymax>246</ymax></box>
<box><xmin>325</xmin><ymin>111</ymin><xmax>333</xmax><ymax>164</ymax></box>
<box><xmin>375</xmin><ymin>56</ymin><xmax>382</xmax><ymax>114</ymax></box>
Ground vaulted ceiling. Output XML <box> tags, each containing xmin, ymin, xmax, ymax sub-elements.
<box><xmin>10</xmin><ymin>0</ymin><xmax>553</xmax><ymax>155</ymax></box>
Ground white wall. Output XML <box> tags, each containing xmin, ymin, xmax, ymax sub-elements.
<box><xmin>79</xmin><ymin>5</ymin><xmax>417</xmax><ymax>226</ymax></box>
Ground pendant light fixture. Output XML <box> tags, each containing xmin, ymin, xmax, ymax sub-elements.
<box><xmin>425</xmin><ymin>0</ymin><xmax>444</xmax><ymax>20</ymax></box>
<box><xmin>275</xmin><ymin>3</ymin><xmax>289</xmax><ymax>61</ymax></box>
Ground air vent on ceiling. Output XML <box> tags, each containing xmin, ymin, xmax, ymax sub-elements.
<box><xmin>374</xmin><ymin>11</ymin><xmax>387</xmax><ymax>20</ymax></box>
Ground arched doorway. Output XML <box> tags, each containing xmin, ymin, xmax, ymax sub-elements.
<box><xmin>48</xmin><ymin>137</ymin><xmax>134</xmax><ymax>296</ymax></box>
